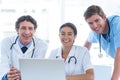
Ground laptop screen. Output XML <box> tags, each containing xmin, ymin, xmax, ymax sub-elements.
<box><xmin>19</xmin><ymin>58</ymin><xmax>66</xmax><ymax>80</ymax></box>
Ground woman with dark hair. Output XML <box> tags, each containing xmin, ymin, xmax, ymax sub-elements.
<box><xmin>49</xmin><ymin>22</ymin><xmax>94</xmax><ymax>80</ymax></box>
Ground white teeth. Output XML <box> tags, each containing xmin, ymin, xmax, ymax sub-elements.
<box><xmin>63</xmin><ymin>40</ymin><xmax>69</xmax><ymax>43</ymax></box>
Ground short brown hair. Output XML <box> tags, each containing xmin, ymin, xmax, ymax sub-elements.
<box><xmin>15</xmin><ymin>15</ymin><xmax>37</xmax><ymax>29</ymax></box>
<box><xmin>84</xmin><ymin>5</ymin><xmax>105</xmax><ymax>20</ymax></box>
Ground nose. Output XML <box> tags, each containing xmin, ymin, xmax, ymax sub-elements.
<box><xmin>64</xmin><ymin>34</ymin><xmax>69</xmax><ymax>39</ymax></box>
<box><xmin>91</xmin><ymin>22</ymin><xmax>98</xmax><ymax>29</ymax></box>
<box><xmin>25</xmin><ymin>28</ymin><xmax>30</xmax><ymax>34</ymax></box>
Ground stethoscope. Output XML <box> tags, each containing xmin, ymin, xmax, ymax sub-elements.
<box><xmin>56</xmin><ymin>55</ymin><xmax>77</xmax><ymax>75</ymax></box>
<box><xmin>10</xmin><ymin>36</ymin><xmax>35</xmax><ymax>67</ymax></box>
<box><xmin>68</xmin><ymin>56</ymin><xmax>77</xmax><ymax>64</ymax></box>
<box><xmin>56</xmin><ymin>46</ymin><xmax>77</xmax><ymax>74</ymax></box>
<box><xmin>10</xmin><ymin>36</ymin><xmax>35</xmax><ymax>58</ymax></box>
<box><xmin>98</xmin><ymin>20</ymin><xmax>110</xmax><ymax>58</ymax></box>
<box><xmin>56</xmin><ymin>55</ymin><xmax>77</xmax><ymax>64</ymax></box>
<box><xmin>56</xmin><ymin>47</ymin><xmax>77</xmax><ymax>64</ymax></box>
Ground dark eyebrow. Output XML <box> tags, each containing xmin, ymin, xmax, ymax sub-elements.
<box><xmin>68</xmin><ymin>32</ymin><xmax>73</xmax><ymax>33</ymax></box>
<box><xmin>60</xmin><ymin>31</ymin><xmax>73</xmax><ymax>33</ymax></box>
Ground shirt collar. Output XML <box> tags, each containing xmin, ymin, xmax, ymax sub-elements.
<box><xmin>18</xmin><ymin>38</ymin><xmax>32</xmax><ymax>48</ymax></box>
<box><xmin>56</xmin><ymin>45</ymin><xmax>76</xmax><ymax>58</ymax></box>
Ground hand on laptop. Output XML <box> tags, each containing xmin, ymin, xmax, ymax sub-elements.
<box><xmin>6</xmin><ymin>66</ymin><xmax>21</xmax><ymax>80</ymax></box>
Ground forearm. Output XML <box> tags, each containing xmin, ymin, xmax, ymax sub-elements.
<box><xmin>84</xmin><ymin>41</ymin><xmax>91</xmax><ymax>50</ymax></box>
<box><xmin>111</xmin><ymin>59</ymin><xmax>120</xmax><ymax>80</ymax></box>
<box><xmin>111</xmin><ymin>49</ymin><xmax>120</xmax><ymax>80</ymax></box>
<box><xmin>66</xmin><ymin>74</ymin><xmax>94</xmax><ymax>80</ymax></box>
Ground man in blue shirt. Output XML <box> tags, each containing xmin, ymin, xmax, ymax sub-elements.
<box><xmin>84</xmin><ymin>5</ymin><xmax>120</xmax><ymax>80</ymax></box>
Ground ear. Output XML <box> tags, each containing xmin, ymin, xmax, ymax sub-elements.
<box><xmin>16</xmin><ymin>28</ymin><xmax>19</xmax><ymax>34</ymax></box>
<box><xmin>74</xmin><ymin>35</ymin><xmax>77</xmax><ymax>39</ymax></box>
<box><xmin>103</xmin><ymin>14</ymin><xmax>107</xmax><ymax>21</ymax></box>
<box><xmin>34</xmin><ymin>29</ymin><xmax>36</xmax><ymax>32</ymax></box>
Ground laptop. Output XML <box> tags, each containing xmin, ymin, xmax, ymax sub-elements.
<box><xmin>19</xmin><ymin>58</ymin><xmax>66</xmax><ymax>80</ymax></box>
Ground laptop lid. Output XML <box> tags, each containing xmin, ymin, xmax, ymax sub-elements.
<box><xmin>19</xmin><ymin>58</ymin><xmax>66</xmax><ymax>80</ymax></box>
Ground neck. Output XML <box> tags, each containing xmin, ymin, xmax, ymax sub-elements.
<box><xmin>62</xmin><ymin>46</ymin><xmax>71</xmax><ymax>60</ymax></box>
<box><xmin>19</xmin><ymin>38</ymin><xmax>32</xmax><ymax>46</ymax></box>
<box><xmin>102</xmin><ymin>20</ymin><xmax>109</xmax><ymax>34</ymax></box>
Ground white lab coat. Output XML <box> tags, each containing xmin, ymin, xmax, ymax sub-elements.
<box><xmin>0</xmin><ymin>35</ymin><xmax>48</xmax><ymax>79</ymax></box>
<box><xmin>49</xmin><ymin>45</ymin><xmax>93</xmax><ymax>75</ymax></box>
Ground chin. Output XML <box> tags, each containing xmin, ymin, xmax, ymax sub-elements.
<box><xmin>95</xmin><ymin>31</ymin><xmax>101</xmax><ymax>34</ymax></box>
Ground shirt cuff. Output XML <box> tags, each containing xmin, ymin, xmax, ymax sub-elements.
<box><xmin>1</xmin><ymin>74</ymin><xmax>7</xmax><ymax>80</ymax></box>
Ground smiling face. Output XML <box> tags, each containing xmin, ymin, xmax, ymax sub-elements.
<box><xmin>59</xmin><ymin>26</ymin><xmax>76</xmax><ymax>47</ymax></box>
<box><xmin>86</xmin><ymin>13</ymin><xmax>107</xmax><ymax>34</ymax></box>
<box><xmin>16</xmin><ymin>20</ymin><xmax>36</xmax><ymax>45</ymax></box>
